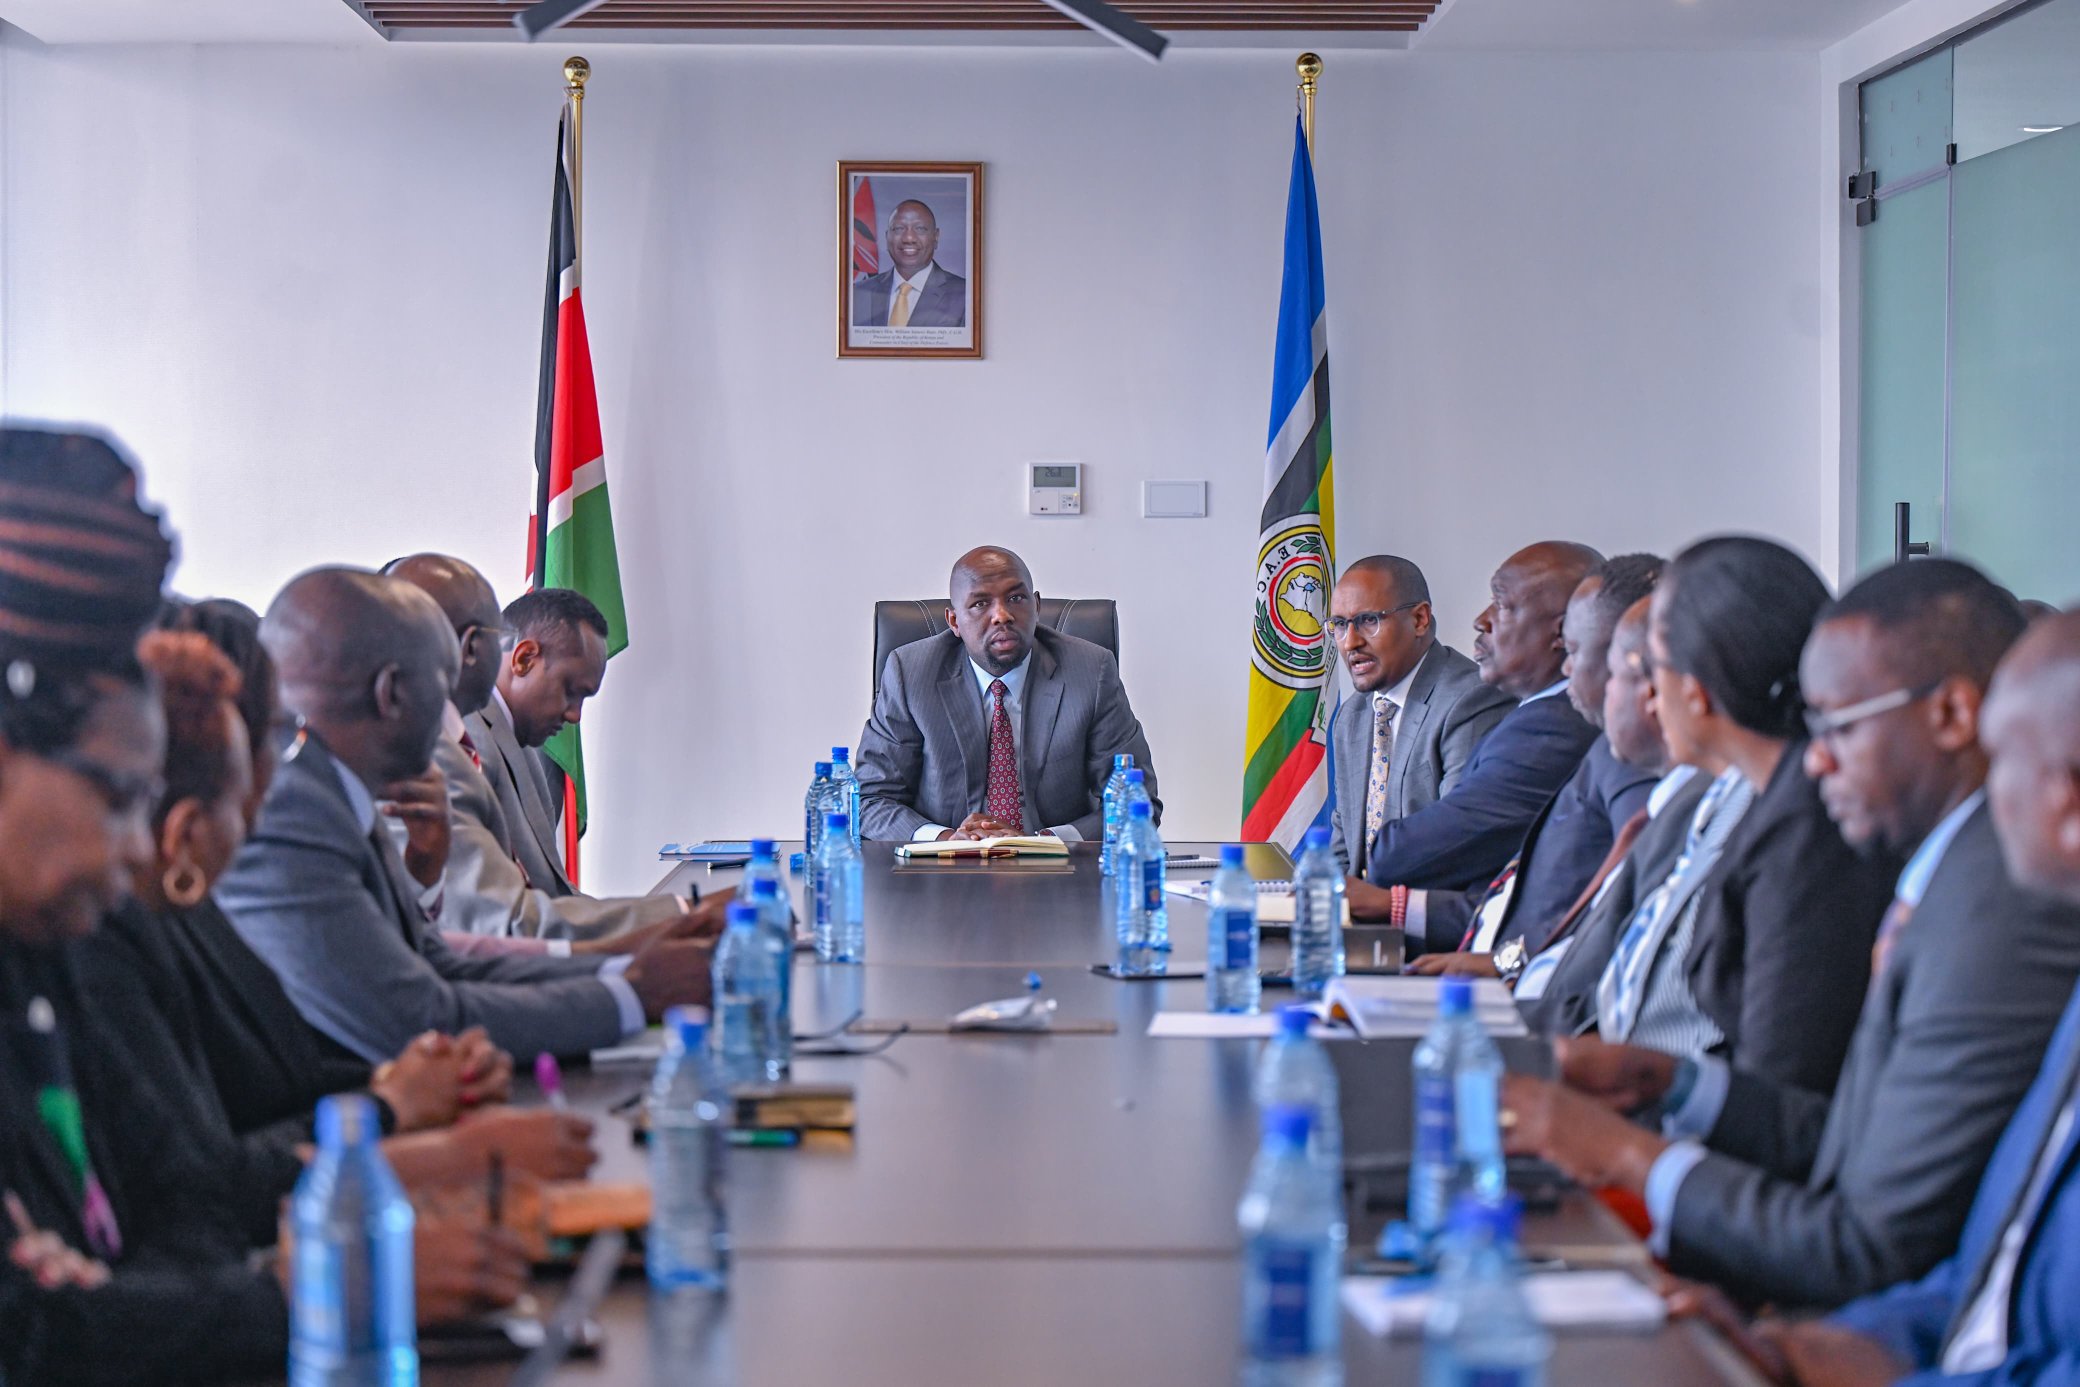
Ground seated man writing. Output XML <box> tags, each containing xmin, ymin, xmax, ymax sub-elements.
<box><xmin>856</xmin><ymin>546</ymin><xmax>1157</xmax><ymax>842</ymax></box>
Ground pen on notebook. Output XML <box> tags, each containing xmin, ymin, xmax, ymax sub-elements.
<box><xmin>535</xmin><ymin>1052</ymin><xmax>568</xmax><ymax>1111</ymax></box>
<box><xmin>486</xmin><ymin>1151</ymin><xmax>505</xmax><ymax>1229</ymax></box>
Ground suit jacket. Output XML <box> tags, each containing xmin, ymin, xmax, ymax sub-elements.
<box><xmin>855</xmin><ymin>626</ymin><xmax>1157</xmax><ymax>842</ymax></box>
<box><xmin>0</xmin><ymin>946</ymin><xmax>289</xmax><ymax>1386</ymax></box>
<box><xmin>1362</xmin><ymin>690</ymin><xmax>1600</xmax><ymax>894</ymax></box>
<box><xmin>1422</xmin><ymin>735</ymin><xmax>1659</xmax><ymax>955</ymax></box>
<box><xmin>215</xmin><ymin>730</ymin><xmax>628</xmax><ymax>1063</ymax></box>
<box><xmin>1328</xmin><ymin>642</ymin><xmax>1513</xmax><ymax>874</ymax></box>
<box><xmin>1516</xmin><ymin>769</ymin><xmax>1712</xmax><ymax>1039</ymax></box>
<box><xmin>851</xmin><ymin>263</ymin><xmax>968</xmax><ymax>327</ymax></box>
<box><xmin>1669</xmin><ymin>803</ymin><xmax>2080</xmax><ymax>1309</ymax></box>
<box><xmin>1832</xmin><ymin>976</ymin><xmax>2080</xmax><ymax>1380</ymax></box>
<box><xmin>1685</xmin><ymin>744</ymin><xmax>1902</xmax><ymax>1096</ymax></box>
<box><xmin>418</xmin><ymin>711</ymin><xmax>682</xmax><ymax>941</ymax></box>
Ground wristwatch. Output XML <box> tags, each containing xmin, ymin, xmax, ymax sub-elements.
<box><xmin>1493</xmin><ymin>936</ymin><xmax>1529</xmax><ymax>987</ymax></box>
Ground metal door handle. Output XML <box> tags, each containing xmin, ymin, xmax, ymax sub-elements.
<box><xmin>1894</xmin><ymin>501</ymin><xmax>1932</xmax><ymax>563</ymax></box>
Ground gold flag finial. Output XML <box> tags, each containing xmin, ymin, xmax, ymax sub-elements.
<box><xmin>564</xmin><ymin>55</ymin><xmax>590</xmax><ymax>93</ymax></box>
<box><xmin>1297</xmin><ymin>52</ymin><xmax>1321</xmax><ymax>152</ymax></box>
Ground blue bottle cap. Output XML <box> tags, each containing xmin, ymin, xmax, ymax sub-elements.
<box><xmin>1125</xmin><ymin>768</ymin><xmax>1146</xmax><ymax>785</ymax></box>
<box><xmin>751</xmin><ymin>876</ymin><xmax>781</xmax><ymax>900</ymax></box>
<box><xmin>665</xmin><ymin>1005</ymin><xmax>709</xmax><ymax>1050</ymax></box>
<box><xmin>1127</xmin><ymin>800</ymin><xmax>1152</xmax><ymax>820</ymax></box>
<box><xmin>825</xmin><ymin>812</ymin><xmax>850</xmax><ymax>832</ymax></box>
<box><xmin>1025</xmin><ymin>971</ymin><xmax>1044</xmax><ymax>991</ymax></box>
<box><xmin>831</xmin><ymin>746</ymin><xmax>850</xmax><ymax>762</ymax></box>
<box><xmin>1263</xmin><ymin>1104</ymin><xmax>1313</xmax><ymax>1147</ymax></box>
<box><xmin>814</xmin><ymin>761</ymin><xmax>832</xmax><ymax>777</ymax></box>
<box><xmin>314</xmin><ymin>1093</ymin><xmax>377</xmax><ymax>1149</ymax></box>
<box><xmin>1276</xmin><ymin>1005</ymin><xmax>1313</xmax><ymax>1036</ymax></box>
<box><xmin>1114</xmin><ymin>753</ymin><xmax>1134</xmax><ymax>769</ymax></box>
<box><xmin>1304</xmin><ymin>825</ymin><xmax>1331</xmax><ymax>851</ymax></box>
<box><xmin>727</xmin><ymin>901</ymin><xmax>759</xmax><ymax>930</ymax></box>
<box><xmin>1439</xmin><ymin>975</ymin><xmax>1473</xmax><ymax>1017</ymax></box>
<box><xmin>750</xmin><ymin>837</ymin><xmax>776</xmax><ymax>859</ymax></box>
<box><xmin>1220</xmin><ymin>843</ymin><xmax>1244</xmax><ymax>868</ymax></box>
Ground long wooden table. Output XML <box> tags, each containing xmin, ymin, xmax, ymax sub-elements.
<box><xmin>427</xmin><ymin>841</ymin><xmax>1766</xmax><ymax>1385</ymax></box>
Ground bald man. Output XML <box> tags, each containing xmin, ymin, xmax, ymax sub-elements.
<box><xmin>216</xmin><ymin>566</ymin><xmax>711</xmax><ymax>1064</ymax></box>
<box><xmin>855</xmin><ymin>546</ymin><xmax>1157</xmax><ymax>842</ymax></box>
<box><xmin>1348</xmin><ymin>541</ymin><xmax>1606</xmax><ymax>943</ymax></box>
<box><xmin>849</xmin><ymin>198</ymin><xmax>969</xmax><ymax>329</ymax></box>
<box><xmin>1698</xmin><ymin>612</ymin><xmax>2080</xmax><ymax>1385</ymax></box>
<box><xmin>383</xmin><ymin>554</ymin><xmax>691</xmax><ymax>943</ymax></box>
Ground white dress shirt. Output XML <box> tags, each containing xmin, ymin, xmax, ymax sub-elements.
<box><xmin>913</xmin><ymin>653</ymin><xmax>1082</xmax><ymax>842</ymax></box>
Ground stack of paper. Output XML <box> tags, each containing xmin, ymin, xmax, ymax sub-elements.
<box><xmin>1324</xmin><ymin>975</ymin><xmax>1528</xmax><ymax>1039</ymax></box>
<box><xmin>1146</xmin><ymin>1008</ymin><xmax>1343</xmax><ymax>1041</ymax></box>
<box><xmin>1341</xmin><ymin>1271</ymin><xmax>1668</xmax><ymax>1338</ymax></box>
<box><xmin>894</xmin><ymin>835</ymin><xmax>1070</xmax><ymax>861</ymax></box>
<box><xmin>1161</xmin><ymin>879</ymin><xmax>1348</xmax><ymax>925</ymax></box>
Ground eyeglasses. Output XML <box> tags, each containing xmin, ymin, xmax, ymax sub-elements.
<box><xmin>1325</xmin><ymin>603</ymin><xmax>1421</xmax><ymax>640</ymax></box>
<box><xmin>47</xmin><ymin>748</ymin><xmax>164</xmax><ymax>823</ymax></box>
<box><xmin>460</xmin><ymin>622</ymin><xmax>515</xmax><ymax>655</ymax></box>
<box><xmin>1802</xmin><ymin>679</ymin><xmax>1943</xmax><ymax>745</ymax></box>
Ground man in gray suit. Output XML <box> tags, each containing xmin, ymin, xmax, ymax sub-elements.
<box><xmin>216</xmin><ymin>567</ymin><xmax>712</xmax><ymax>1063</ymax></box>
<box><xmin>856</xmin><ymin>546</ymin><xmax>1156</xmax><ymax>842</ymax></box>
<box><xmin>850</xmin><ymin>199</ymin><xmax>968</xmax><ymax>329</ymax></box>
<box><xmin>386</xmin><ymin>556</ymin><xmax>701</xmax><ymax>942</ymax></box>
<box><xmin>1325</xmin><ymin>555</ymin><xmax>1513</xmax><ymax>875</ymax></box>
<box><xmin>1501</xmin><ymin>560</ymin><xmax>2080</xmax><ymax>1310</ymax></box>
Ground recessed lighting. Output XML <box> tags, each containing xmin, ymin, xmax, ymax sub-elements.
<box><xmin>2022</xmin><ymin>125</ymin><xmax>2066</xmax><ymax>134</ymax></box>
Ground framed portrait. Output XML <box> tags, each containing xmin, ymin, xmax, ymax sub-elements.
<box><xmin>838</xmin><ymin>161</ymin><xmax>983</xmax><ymax>360</ymax></box>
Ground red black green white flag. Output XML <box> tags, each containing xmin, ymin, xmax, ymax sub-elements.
<box><xmin>529</xmin><ymin>105</ymin><xmax>627</xmax><ymax>873</ymax></box>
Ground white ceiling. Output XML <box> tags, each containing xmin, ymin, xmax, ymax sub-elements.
<box><xmin>0</xmin><ymin>0</ymin><xmax>1921</xmax><ymax>47</ymax></box>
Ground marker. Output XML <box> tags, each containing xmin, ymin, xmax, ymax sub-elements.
<box><xmin>535</xmin><ymin>1052</ymin><xmax>568</xmax><ymax>1111</ymax></box>
<box><xmin>728</xmin><ymin>1129</ymin><xmax>803</xmax><ymax>1148</ymax></box>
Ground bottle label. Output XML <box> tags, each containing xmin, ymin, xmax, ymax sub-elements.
<box><xmin>1453</xmin><ymin>1371</ymin><xmax>1533</xmax><ymax>1387</ymax></box>
<box><xmin>1250</xmin><ymin>1240</ymin><xmax>1318</xmax><ymax>1357</ymax></box>
<box><xmin>1214</xmin><ymin>907</ymin><xmax>1254</xmax><ymax>970</ymax></box>
<box><xmin>1141</xmin><ymin>860</ymin><xmax>1163</xmax><ymax>914</ymax></box>
<box><xmin>290</xmin><ymin>1230</ymin><xmax>370</xmax><ymax>1363</ymax></box>
<box><xmin>1415</xmin><ymin>1070</ymin><xmax>1455</xmax><ymax>1163</ymax></box>
<box><xmin>814</xmin><ymin>878</ymin><xmax>832</xmax><ymax>927</ymax></box>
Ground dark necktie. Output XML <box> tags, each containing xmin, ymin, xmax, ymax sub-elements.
<box><xmin>1536</xmin><ymin>807</ymin><xmax>1650</xmax><ymax>953</ymax></box>
<box><xmin>983</xmin><ymin>679</ymin><xmax>1026</xmax><ymax>833</ymax></box>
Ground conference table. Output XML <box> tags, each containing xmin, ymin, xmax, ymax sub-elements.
<box><xmin>428</xmin><ymin>842</ymin><xmax>1769</xmax><ymax>1386</ymax></box>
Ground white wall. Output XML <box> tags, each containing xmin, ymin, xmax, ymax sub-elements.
<box><xmin>0</xmin><ymin>34</ymin><xmax>1828</xmax><ymax>896</ymax></box>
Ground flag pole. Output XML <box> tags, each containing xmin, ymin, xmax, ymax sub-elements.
<box><xmin>563</xmin><ymin>55</ymin><xmax>588</xmax><ymax>264</ymax></box>
<box><xmin>1297</xmin><ymin>51</ymin><xmax>1320</xmax><ymax>154</ymax></box>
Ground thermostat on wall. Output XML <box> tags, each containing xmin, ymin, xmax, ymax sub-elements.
<box><xmin>1029</xmin><ymin>462</ymin><xmax>1082</xmax><ymax>516</ymax></box>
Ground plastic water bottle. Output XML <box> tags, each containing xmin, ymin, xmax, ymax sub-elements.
<box><xmin>1290</xmin><ymin>827</ymin><xmax>1346</xmax><ymax>999</ymax></box>
<box><xmin>749</xmin><ymin>875</ymin><xmax>794</xmax><ymax>1073</ymax></box>
<box><xmin>1099</xmin><ymin>753</ymin><xmax>1136</xmax><ymax>876</ymax></box>
<box><xmin>1410</xmin><ymin>976</ymin><xmax>1507</xmax><ymax>1253</ymax></box>
<box><xmin>1423</xmin><ymin>1195</ymin><xmax>1549</xmax><ymax>1387</ymax></box>
<box><xmin>814</xmin><ymin>812</ymin><xmax>865</xmax><ymax>962</ymax></box>
<box><xmin>828</xmin><ymin>747</ymin><xmax>863</xmax><ymax>848</ymax></box>
<box><xmin>1238</xmin><ymin>1106</ymin><xmax>1345</xmax><ymax>1387</ymax></box>
<box><xmin>647</xmin><ymin>1008</ymin><xmax>727</xmax><ymax>1290</ymax></box>
<box><xmin>713</xmin><ymin>902</ymin><xmax>786</xmax><ymax>1085</ymax></box>
<box><xmin>1255</xmin><ymin>1005</ymin><xmax>1343</xmax><ymax>1180</ymax></box>
<box><xmin>1208</xmin><ymin>844</ymin><xmax>1262</xmax><ymax>1014</ymax></box>
<box><xmin>1113</xmin><ymin>798</ymin><xmax>1168</xmax><ymax>948</ymax></box>
<box><xmin>289</xmin><ymin>1094</ymin><xmax>417</xmax><ymax>1387</ymax></box>
<box><xmin>803</xmin><ymin>762</ymin><xmax>833</xmax><ymax>920</ymax></box>
<box><xmin>742</xmin><ymin>837</ymin><xmax>782</xmax><ymax>902</ymax></box>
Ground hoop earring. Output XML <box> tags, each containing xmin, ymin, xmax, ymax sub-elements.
<box><xmin>162</xmin><ymin>861</ymin><xmax>207</xmax><ymax>910</ymax></box>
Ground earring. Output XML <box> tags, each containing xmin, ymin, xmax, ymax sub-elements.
<box><xmin>162</xmin><ymin>861</ymin><xmax>207</xmax><ymax>909</ymax></box>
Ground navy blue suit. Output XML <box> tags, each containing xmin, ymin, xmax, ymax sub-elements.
<box><xmin>1832</xmin><ymin>978</ymin><xmax>2080</xmax><ymax>1383</ymax></box>
<box><xmin>1362</xmin><ymin>690</ymin><xmax>1600</xmax><ymax>896</ymax></box>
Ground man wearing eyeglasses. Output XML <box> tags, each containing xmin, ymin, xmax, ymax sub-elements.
<box><xmin>1496</xmin><ymin>558</ymin><xmax>2080</xmax><ymax>1314</ymax></box>
<box><xmin>384</xmin><ymin>555</ymin><xmax>697</xmax><ymax>944</ymax></box>
<box><xmin>1323</xmin><ymin>555</ymin><xmax>1510</xmax><ymax>878</ymax></box>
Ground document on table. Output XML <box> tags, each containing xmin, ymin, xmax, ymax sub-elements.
<box><xmin>1324</xmin><ymin>974</ymin><xmax>1529</xmax><ymax>1039</ymax></box>
<box><xmin>1161</xmin><ymin>879</ymin><xmax>1348</xmax><ymax>925</ymax></box>
<box><xmin>1146</xmin><ymin>1009</ymin><xmax>1346</xmax><ymax>1040</ymax></box>
<box><xmin>1341</xmin><ymin>1270</ymin><xmax>1668</xmax><ymax>1338</ymax></box>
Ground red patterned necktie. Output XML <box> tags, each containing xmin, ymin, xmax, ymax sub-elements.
<box><xmin>984</xmin><ymin>679</ymin><xmax>1026</xmax><ymax>832</ymax></box>
<box><xmin>458</xmin><ymin>727</ymin><xmax>483</xmax><ymax>771</ymax></box>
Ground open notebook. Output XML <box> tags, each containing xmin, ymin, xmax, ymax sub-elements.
<box><xmin>893</xmin><ymin>835</ymin><xmax>1071</xmax><ymax>861</ymax></box>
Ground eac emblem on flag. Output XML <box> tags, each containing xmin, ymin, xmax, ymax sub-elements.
<box><xmin>1253</xmin><ymin>520</ymin><xmax>1331</xmax><ymax>688</ymax></box>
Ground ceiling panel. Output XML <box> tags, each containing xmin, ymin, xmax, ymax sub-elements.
<box><xmin>359</xmin><ymin>0</ymin><xmax>1442</xmax><ymax>33</ymax></box>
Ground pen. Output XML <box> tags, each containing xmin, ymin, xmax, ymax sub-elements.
<box><xmin>486</xmin><ymin>1151</ymin><xmax>505</xmax><ymax>1229</ymax></box>
<box><xmin>535</xmin><ymin>1052</ymin><xmax>568</xmax><ymax>1111</ymax></box>
<box><xmin>729</xmin><ymin>1129</ymin><xmax>803</xmax><ymax>1147</ymax></box>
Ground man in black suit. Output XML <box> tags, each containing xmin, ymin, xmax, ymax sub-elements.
<box><xmin>1501</xmin><ymin>560</ymin><xmax>2080</xmax><ymax>1311</ymax></box>
<box><xmin>1348</xmin><ymin>541</ymin><xmax>1604</xmax><ymax>928</ymax></box>
<box><xmin>1411</xmin><ymin>555</ymin><xmax>1664</xmax><ymax>970</ymax></box>
<box><xmin>850</xmin><ymin>199</ymin><xmax>968</xmax><ymax>328</ymax></box>
<box><xmin>1324</xmin><ymin>554</ymin><xmax>1512</xmax><ymax>876</ymax></box>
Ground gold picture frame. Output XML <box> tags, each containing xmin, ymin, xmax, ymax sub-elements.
<box><xmin>837</xmin><ymin>161</ymin><xmax>984</xmax><ymax>360</ymax></box>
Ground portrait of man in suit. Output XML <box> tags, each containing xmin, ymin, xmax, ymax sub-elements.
<box><xmin>840</xmin><ymin>163</ymin><xmax>982</xmax><ymax>358</ymax></box>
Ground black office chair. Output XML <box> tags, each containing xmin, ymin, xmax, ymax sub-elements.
<box><xmin>871</xmin><ymin>598</ymin><xmax>1119</xmax><ymax>698</ymax></box>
